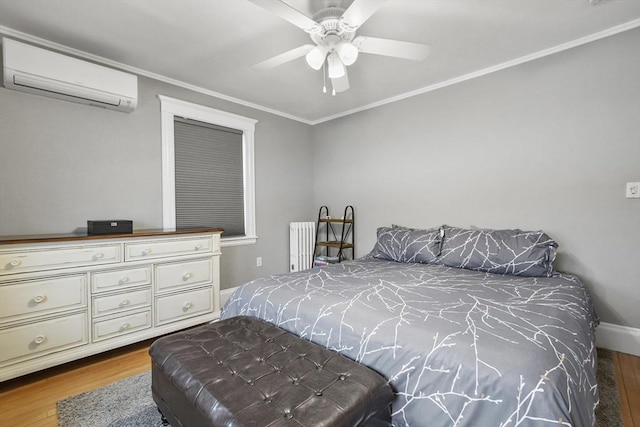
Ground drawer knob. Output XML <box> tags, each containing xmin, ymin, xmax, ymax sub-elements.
<box><xmin>194</xmin><ymin>244</ymin><xmax>202</xmax><ymax>251</ymax></box>
<box><xmin>34</xmin><ymin>335</ymin><xmax>46</xmax><ymax>345</ymax></box>
<box><xmin>182</xmin><ymin>272</ymin><xmax>193</xmax><ymax>281</ymax></box>
<box><xmin>93</xmin><ymin>253</ymin><xmax>104</xmax><ymax>260</ymax></box>
<box><xmin>10</xmin><ymin>259</ymin><xmax>22</xmax><ymax>267</ymax></box>
<box><xmin>119</xmin><ymin>276</ymin><xmax>130</xmax><ymax>284</ymax></box>
<box><xmin>183</xmin><ymin>302</ymin><xmax>193</xmax><ymax>310</ymax></box>
<box><xmin>33</xmin><ymin>294</ymin><xmax>47</xmax><ymax>304</ymax></box>
<box><xmin>121</xmin><ymin>299</ymin><xmax>130</xmax><ymax>307</ymax></box>
<box><xmin>121</xmin><ymin>323</ymin><xmax>130</xmax><ymax>330</ymax></box>
<box><xmin>141</xmin><ymin>249</ymin><xmax>152</xmax><ymax>256</ymax></box>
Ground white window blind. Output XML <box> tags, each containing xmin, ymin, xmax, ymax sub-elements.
<box><xmin>174</xmin><ymin>117</ymin><xmax>245</xmax><ymax>237</ymax></box>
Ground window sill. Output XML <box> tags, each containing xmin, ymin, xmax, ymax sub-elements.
<box><xmin>221</xmin><ymin>235</ymin><xmax>257</xmax><ymax>247</ymax></box>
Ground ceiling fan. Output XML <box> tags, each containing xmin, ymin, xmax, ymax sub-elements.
<box><xmin>250</xmin><ymin>0</ymin><xmax>431</xmax><ymax>94</ymax></box>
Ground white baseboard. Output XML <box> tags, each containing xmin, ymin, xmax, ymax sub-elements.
<box><xmin>220</xmin><ymin>286</ymin><xmax>240</xmax><ymax>310</ymax></box>
<box><xmin>596</xmin><ymin>322</ymin><xmax>640</xmax><ymax>356</ymax></box>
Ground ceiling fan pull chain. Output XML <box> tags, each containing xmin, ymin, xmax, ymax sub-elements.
<box><xmin>323</xmin><ymin>62</ymin><xmax>327</xmax><ymax>94</ymax></box>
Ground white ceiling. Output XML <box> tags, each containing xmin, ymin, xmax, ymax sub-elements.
<box><xmin>0</xmin><ymin>0</ymin><xmax>639</xmax><ymax>124</ymax></box>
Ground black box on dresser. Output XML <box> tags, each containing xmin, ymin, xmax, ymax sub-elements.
<box><xmin>87</xmin><ymin>220</ymin><xmax>133</xmax><ymax>235</ymax></box>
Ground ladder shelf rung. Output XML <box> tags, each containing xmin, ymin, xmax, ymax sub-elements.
<box><xmin>316</xmin><ymin>241</ymin><xmax>354</xmax><ymax>249</ymax></box>
<box><xmin>319</xmin><ymin>218</ymin><xmax>354</xmax><ymax>223</ymax></box>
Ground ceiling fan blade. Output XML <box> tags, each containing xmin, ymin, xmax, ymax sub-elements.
<box><xmin>252</xmin><ymin>44</ymin><xmax>315</xmax><ymax>70</ymax></box>
<box><xmin>340</xmin><ymin>0</ymin><xmax>389</xmax><ymax>30</ymax></box>
<box><xmin>353</xmin><ymin>36</ymin><xmax>431</xmax><ymax>61</ymax></box>
<box><xmin>331</xmin><ymin>70</ymin><xmax>350</xmax><ymax>93</ymax></box>
<box><xmin>248</xmin><ymin>0</ymin><xmax>320</xmax><ymax>33</ymax></box>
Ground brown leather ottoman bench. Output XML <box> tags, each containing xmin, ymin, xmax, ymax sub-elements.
<box><xmin>149</xmin><ymin>316</ymin><xmax>394</xmax><ymax>426</ymax></box>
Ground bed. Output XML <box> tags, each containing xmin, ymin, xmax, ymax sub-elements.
<box><xmin>222</xmin><ymin>225</ymin><xmax>599</xmax><ymax>426</ymax></box>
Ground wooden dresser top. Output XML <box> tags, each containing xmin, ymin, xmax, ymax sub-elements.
<box><xmin>0</xmin><ymin>228</ymin><xmax>224</xmax><ymax>245</ymax></box>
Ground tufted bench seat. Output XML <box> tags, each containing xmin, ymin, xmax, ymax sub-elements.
<box><xmin>149</xmin><ymin>316</ymin><xmax>394</xmax><ymax>427</ymax></box>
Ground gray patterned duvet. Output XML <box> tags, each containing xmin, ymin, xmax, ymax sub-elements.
<box><xmin>222</xmin><ymin>258</ymin><xmax>599</xmax><ymax>426</ymax></box>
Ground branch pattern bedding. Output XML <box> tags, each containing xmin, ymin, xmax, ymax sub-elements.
<box><xmin>222</xmin><ymin>226</ymin><xmax>599</xmax><ymax>426</ymax></box>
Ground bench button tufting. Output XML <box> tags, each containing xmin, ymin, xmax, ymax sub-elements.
<box><xmin>150</xmin><ymin>317</ymin><xmax>394</xmax><ymax>427</ymax></box>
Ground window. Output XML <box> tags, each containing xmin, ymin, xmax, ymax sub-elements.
<box><xmin>158</xmin><ymin>95</ymin><xmax>257</xmax><ymax>246</ymax></box>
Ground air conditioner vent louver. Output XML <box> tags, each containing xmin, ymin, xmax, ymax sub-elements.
<box><xmin>13</xmin><ymin>74</ymin><xmax>122</xmax><ymax>107</ymax></box>
<box><xmin>2</xmin><ymin>38</ymin><xmax>137</xmax><ymax>113</ymax></box>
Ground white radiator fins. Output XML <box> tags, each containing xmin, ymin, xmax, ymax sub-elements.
<box><xmin>289</xmin><ymin>222</ymin><xmax>315</xmax><ymax>272</ymax></box>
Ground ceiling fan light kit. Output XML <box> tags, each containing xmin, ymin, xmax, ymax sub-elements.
<box><xmin>306</xmin><ymin>45</ymin><xmax>328</xmax><ymax>70</ymax></box>
<box><xmin>250</xmin><ymin>0</ymin><xmax>431</xmax><ymax>93</ymax></box>
<box><xmin>327</xmin><ymin>52</ymin><xmax>346</xmax><ymax>78</ymax></box>
<box><xmin>336</xmin><ymin>41</ymin><xmax>359</xmax><ymax>66</ymax></box>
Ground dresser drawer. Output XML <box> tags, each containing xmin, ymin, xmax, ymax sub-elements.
<box><xmin>0</xmin><ymin>275</ymin><xmax>86</xmax><ymax>321</ymax></box>
<box><xmin>155</xmin><ymin>287</ymin><xmax>213</xmax><ymax>326</ymax></box>
<box><xmin>91</xmin><ymin>267</ymin><xmax>151</xmax><ymax>293</ymax></box>
<box><xmin>92</xmin><ymin>289</ymin><xmax>152</xmax><ymax>317</ymax></box>
<box><xmin>92</xmin><ymin>310</ymin><xmax>151</xmax><ymax>342</ymax></box>
<box><xmin>155</xmin><ymin>259</ymin><xmax>212</xmax><ymax>293</ymax></box>
<box><xmin>1</xmin><ymin>244</ymin><xmax>121</xmax><ymax>275</ymax></box>
<box><xmin>125</xmin><ymin>236</ymin><xmax>214</xmax><ymax>262</ymax></box>
<box><xmin>0</xmin><ymin>313</ymin><xmax>88</xmax><ymax>365</ymax></box>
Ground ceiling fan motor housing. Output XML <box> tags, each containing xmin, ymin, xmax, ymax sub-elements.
<box><xmin>310</xmin><ymin>7</ymin><xmax>356</xmax><ymax>45</ymax></box>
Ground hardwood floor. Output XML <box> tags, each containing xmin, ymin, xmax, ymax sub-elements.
<box><xmin>615</xmin><ymin>351</ymin><xmax>640</xmax><ymax>427</ymax></box>
<box><xmin>0</xmin><ymin>340</ymin><xmax>153</xmax><ymax>427</ymax></box>
<box><xmin>0</xmin><ymin>344</ymin><xmax>638</xmax><ymax>426</ymax></box>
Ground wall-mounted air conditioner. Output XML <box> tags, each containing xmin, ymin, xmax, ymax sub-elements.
<box><xmin>2</xmin><ymin>38</ymin><xmax>137</xmax><ymax>113</ymax></box>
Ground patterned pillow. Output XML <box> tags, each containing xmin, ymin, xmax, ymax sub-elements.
<box><xmin>370</xmin><ymin>226</ymin><xmax>442</xmax><ymax>264</ymax></box>
<box><xmin>438</xmin><ymin>225</ymin><xmax>558</xmax><ymax>277</ymax></box>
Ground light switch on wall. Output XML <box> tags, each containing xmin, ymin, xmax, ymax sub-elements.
<box><xmin>626</xmin><ymin>182</ymin><xmax>640</xmax><ymax>198</ymax></box>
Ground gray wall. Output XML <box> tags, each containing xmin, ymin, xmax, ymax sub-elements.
<box><xmin>1</xmin><ymin>29</ymin><xmax>638</xmax><ymax>329</ymax></box>
<box><xmin>311</xmin><ymin>29</ymin><xmax>640</xmax><ymax>329</ymax></box>
<box><xmin>0</xmin><ymin>70</ymin><xmax>315</xmax><ymax>289</ymax></box>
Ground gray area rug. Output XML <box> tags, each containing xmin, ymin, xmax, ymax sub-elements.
<box><xmin>595</xmin><ymin>348</ymin><xmax>623</xmax><ymax>427</ymax></box>
<box><xmin>57</xmin><ymin>371</ymin><xmax>163</xmax><ymax>427</ymax></box>
<box><xmin>57</xmin><ymin>349</ymin><xmax>622</xmax><ymax>426</ymax></box>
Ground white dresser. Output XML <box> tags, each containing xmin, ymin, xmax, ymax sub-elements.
<box><xmin>0</xmin><ymin>228</ymin><xmax>222</xmax><ymax>382</ymax></box>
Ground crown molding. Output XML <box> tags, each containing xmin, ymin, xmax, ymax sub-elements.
<box><xmin>310</xmin><ymin>18</ymin><xmax>640</xmax><ymax>125</ymax></box>
<box><xmin>2</xmin><ymin>19</ymin><xmax>639</xmax><ymax>126</ymax></box>
<box><xmin>0</xmin><ymin>25</ymin><xmax>313</xmax><ymax>125</ymax></box>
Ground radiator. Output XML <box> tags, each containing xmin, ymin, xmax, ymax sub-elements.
<box><xmin>290</xmin><ymin>222</ymin><xmax>315</xmax><ymax>272</ymax></box>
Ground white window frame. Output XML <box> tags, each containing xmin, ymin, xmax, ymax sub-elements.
<box><xmin>158</xmin><ymin>95</ymin><xmax>257</xmax><ymax>246</ymax></box>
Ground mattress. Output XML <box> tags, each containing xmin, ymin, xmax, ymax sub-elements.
<box><xmin>222</xmin><ymin>258</ymin><xmax>599</xmax><ymax>426</ymax></box>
